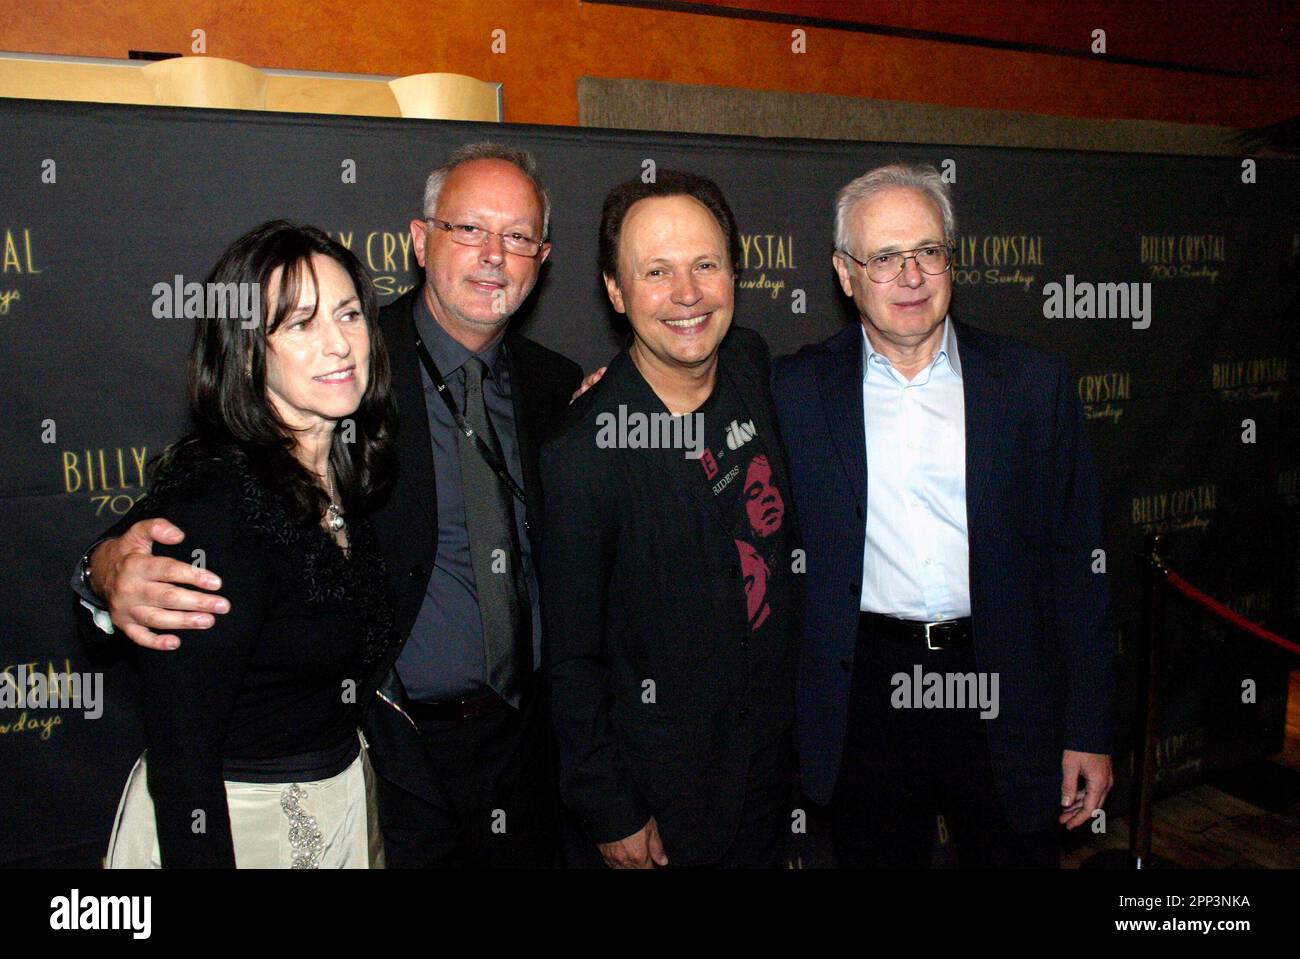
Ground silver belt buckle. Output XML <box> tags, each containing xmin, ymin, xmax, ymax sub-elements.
<box><xmin>924</xmin><ymin>620</ymin><xmax>945</xmax><ymax>650</ymax></box>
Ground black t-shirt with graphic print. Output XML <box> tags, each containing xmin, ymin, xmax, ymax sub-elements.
<box><xmin>694</xmin><ymin>369</ymin><xmax>795</xmax><ymax>746</ymax></box>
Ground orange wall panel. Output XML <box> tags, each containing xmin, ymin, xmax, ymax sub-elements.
<box><xmin>1</xmin><ymin>0</ymin><xmax>1292</xmax><ymax>128</ymax></box>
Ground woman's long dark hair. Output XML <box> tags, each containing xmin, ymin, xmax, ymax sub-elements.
<box><xmin>156</xmin><ymin>220</ymin><xmax>396</xmax><ymax>524</ymax></box>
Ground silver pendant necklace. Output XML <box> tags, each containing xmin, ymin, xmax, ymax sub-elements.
<box><xmin>326</xmin><ymin>468</ymin><xmax>346</xmax><ymax>534</ymax></box>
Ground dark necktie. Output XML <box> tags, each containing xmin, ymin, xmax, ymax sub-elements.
<box><xmin>457</xmin><ymin>355</ymin><xmax>530</xmax><ymax>707</ymax></box>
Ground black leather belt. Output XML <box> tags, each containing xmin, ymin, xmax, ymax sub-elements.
<box><xmin>860</xmin><ymin>612</ymin><xmax>973</xmax><ymax>650</ymax></box>
<box><xmin>407</xmin><ymin>691</ymin><xmax>507</xmax><ymax>721</ymax></box>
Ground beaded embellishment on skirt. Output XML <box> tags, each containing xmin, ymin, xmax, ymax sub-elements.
<box><xmin>280</xmin><ymin>783</ymin><xmax>325</xmax><ymax>869</ymax></box>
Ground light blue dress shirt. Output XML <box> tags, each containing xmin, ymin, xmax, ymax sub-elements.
<box><xmin>860</xmin><ymin>316</ymin><xmax>971</xmax><ymax>621</ymax></box>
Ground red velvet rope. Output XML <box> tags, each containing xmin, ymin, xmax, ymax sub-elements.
<box><xmin>1164</xmin><ymin>570</ymin><xmax>1300</xmax><ymax>656</ymax></box>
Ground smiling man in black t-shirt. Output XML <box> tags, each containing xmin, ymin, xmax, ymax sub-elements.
<box><xmin>541</xmin><ymin>171</ymin><xmax>803</xmax><ymax>869</ymax></box>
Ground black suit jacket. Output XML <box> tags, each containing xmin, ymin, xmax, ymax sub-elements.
<box><xmin>362</xmin><ymin>288</ymin><xmax>583</xmax><ymax>805</ymax></box>
<box><xmin>540</xmin><ymin>326</ymin><xmax>803</xmax><ymax>866</ymax></box>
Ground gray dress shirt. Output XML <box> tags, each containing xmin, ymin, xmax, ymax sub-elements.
<box><xmin>394</xmin><ymin>295</ymin><xmax>542</xmax><ymax>702</ymax></box>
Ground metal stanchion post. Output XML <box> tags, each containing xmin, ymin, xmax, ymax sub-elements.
<box><xmin>1083</xmin><ymin>531</ymin><xmax>1177</xmax><ymax>868</ymax></box>
<box><xmin>1131</xmin><ymin>531</ymin><xmax>1174</xmax><ymax>867</ymax></box>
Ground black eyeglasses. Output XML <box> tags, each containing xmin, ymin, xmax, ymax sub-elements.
<box><xmin>425</xmin><ymin>218</ymin><xmax>545</xmax><ymax>257</ymax></box>
<box><xmin>840</xmin><ymin>244</ymin><xmax>952</xmax><ymax>283</ymax></box>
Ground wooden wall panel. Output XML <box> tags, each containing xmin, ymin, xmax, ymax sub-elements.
<box><xmin>0</xmin><ymin>0</ymin><xmax>1293</xmax><ymax>128</ymax></box>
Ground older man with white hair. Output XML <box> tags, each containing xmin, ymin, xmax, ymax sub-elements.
<box><xmin>773</xmin><ymin>163</ymin><xmax>1114</xmax><ymax>868</ymax></box>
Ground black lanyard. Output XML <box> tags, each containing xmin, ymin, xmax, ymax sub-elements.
<box><xmin>413</xmin><ymin>327</ymin><xmax>530</xmax><ymax>514</ymax></box>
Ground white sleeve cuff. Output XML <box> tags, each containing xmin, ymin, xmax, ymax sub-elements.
<box><xmin>80</xmin><ymin>599</ymin><xmax>115</xmax><ymax>635</ymax></box>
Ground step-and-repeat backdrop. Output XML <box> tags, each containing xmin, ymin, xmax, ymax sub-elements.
<box><xmin>2</xmin><ymin>98</ymin><xmax>1297</xmax><ymax>865</ymax></box>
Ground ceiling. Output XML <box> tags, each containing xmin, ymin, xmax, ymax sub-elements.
<box><xmin>598</xmin><ymin>0</ymin><xmax>1300</xmax><ymax>84</ymax></box>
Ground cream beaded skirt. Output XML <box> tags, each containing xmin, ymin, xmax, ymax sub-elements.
<box><xmin>104</xmin><ymin>738</ymin><xmax>384</xmax><ymax>869</ymax></box>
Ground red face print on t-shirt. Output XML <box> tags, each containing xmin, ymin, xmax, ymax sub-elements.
<box><xmin>736</xmin><ymin>538</ymin><xmax>771</xmax><ymax>630</ymax></box>
<box><xmin>743</xmin><ymin>454</ymin><xmax>784</xmax><ymax>538</ymax></box>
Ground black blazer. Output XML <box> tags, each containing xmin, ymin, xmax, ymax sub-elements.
<box><xmin>361</xmin><ymin>289</ymin><xmax>582</xmax><ymax>805</ymax></box>
<box><xmin>540</xmin><ymin>326</ymin><xmax>803</xmax><ymax>866</ymax></box>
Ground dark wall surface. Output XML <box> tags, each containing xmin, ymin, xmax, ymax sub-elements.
<box><xmin>1</xmin><ymin>98</ymin><xmax>1295</xmax><ymax>865</ymax></box>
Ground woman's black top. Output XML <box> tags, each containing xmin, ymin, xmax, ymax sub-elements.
<box><xmin>132</xmin><ymin>452</ymin><xmax>394</xmax><ymax>868</ymax></box>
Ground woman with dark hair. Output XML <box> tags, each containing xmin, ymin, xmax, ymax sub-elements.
<box><xmin>105</xmin><ymin>220</ymin><xmax>398</xmax><ymax>868</ymax></box>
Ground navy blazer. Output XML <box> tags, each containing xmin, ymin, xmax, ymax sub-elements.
<box><xmin>772</xmin><ymin>319</ymin><xmax>1114</xmax><ymax>833</ymax></box>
